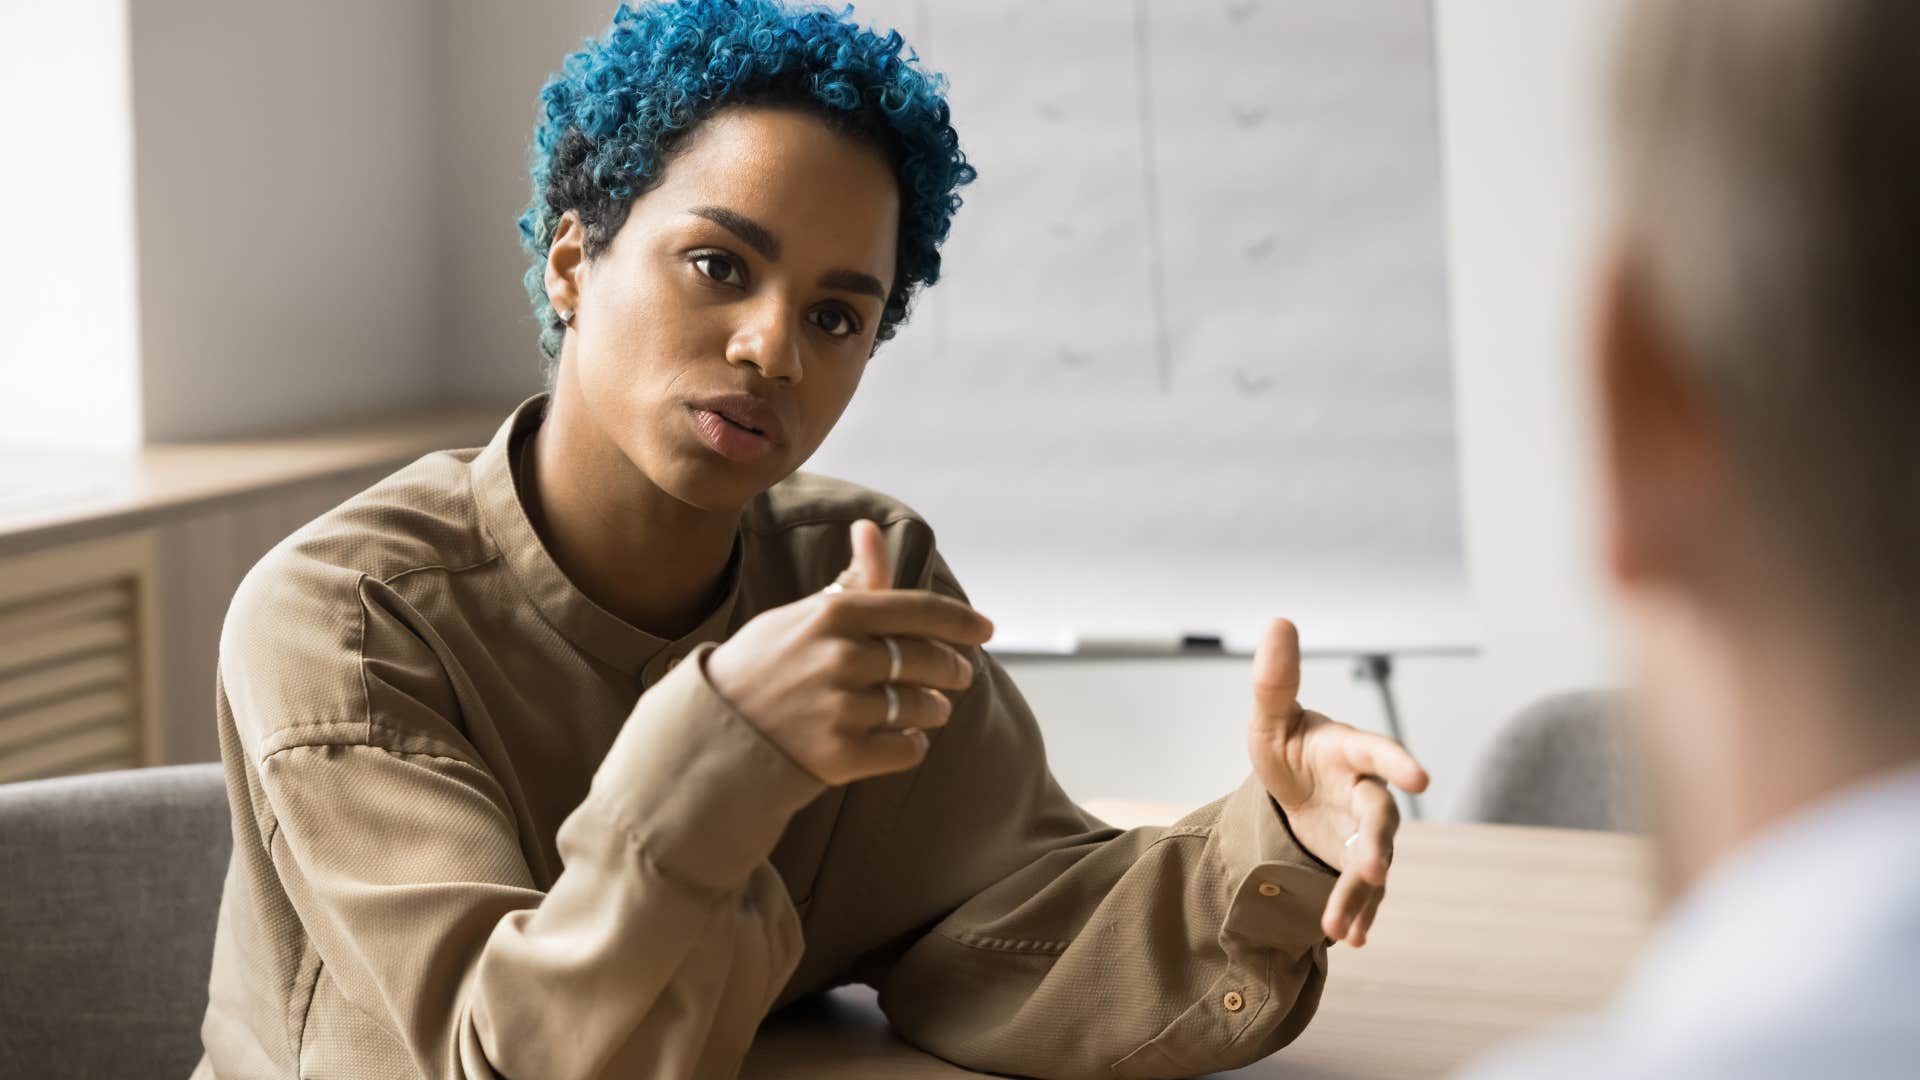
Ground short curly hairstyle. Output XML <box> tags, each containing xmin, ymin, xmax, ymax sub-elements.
<box><xmin>517</xmin><ymin>0</ymin><xmax>974</xmax><ymax>366</ymax></box>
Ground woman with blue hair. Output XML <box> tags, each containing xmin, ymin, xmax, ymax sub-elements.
<box><xmin>194</xmin><ymin>2</ymin><xmax>1425</xmax><ymax>1077</ymax></box>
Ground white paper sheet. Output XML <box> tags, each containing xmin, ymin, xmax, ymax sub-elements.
<box><xmin>813</xmin><ymin>0</ymin><xmax>1471</xmax><ymax>655</ymax></box>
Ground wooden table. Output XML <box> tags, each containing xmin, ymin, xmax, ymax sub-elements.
<box><xmin>743</xmin><ymin>814</ymin><xmax>1655</xmax><ymax>1079</ymax></box>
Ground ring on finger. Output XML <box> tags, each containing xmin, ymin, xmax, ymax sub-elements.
<box><xmin>883</xmin><ymin>683</ymin><xmax>900</xmax><ymax>727</ymax></box>
<box><xmin>882</xmin><ymin>635</ymin><xmax>903</xmax><ymax>683</ymax></box>
<box><xmin>1344</xmin><ymin>829</ymin><xmax>1362</xmax><ymax>848</ymax></box>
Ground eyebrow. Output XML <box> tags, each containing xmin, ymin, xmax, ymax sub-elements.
<box><xmin>819</xmin><ymin>267</ymin><xmax>888</xmax><ymax>302</ymax></box>
<box><xmin>687</xmin><ymin>205</ymin><xmax>889</xmax><ymax>302</ymax></box>
<box><xmin>688</xmin><ymin>205</ymin><xmax>780</xmax><ymax>261</ymax></box>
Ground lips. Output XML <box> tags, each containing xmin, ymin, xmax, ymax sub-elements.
<box><xmin>687</xmin><ymin>393</ymin><xmax>787</xmax><ymax>446</ymax></box>
<box><xmin>684</xmin><ymin>392</ymin><xmax>790</xmax><ymax>465</ymax></box>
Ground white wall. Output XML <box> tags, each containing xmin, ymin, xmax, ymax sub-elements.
<box><xmin>1433</xmin><ymin>0</ymin><xmax>1626</xmax><ymax>791</ymax></box>
<box><xmin>0</xmin><ymin>0</ymin><xmax>144</xmax><ymax>450</ymax></box>
<box><xmin>129</xmin><ymin>0</ymin><xmax>449</xmax><ymax>440</ymax></box>
<box><xmin>440</xmin><ymin>1</ymin><xmax>614</xmax><ymax>404</ymax></box>
<box><xmin>1004</xmin><ymin>0</ymin><xmax>1628</xmax><ymax>820</ymax></box>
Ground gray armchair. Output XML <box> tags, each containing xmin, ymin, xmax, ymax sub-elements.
<box><xmin>1463</xmin><ymin>690</ymin><xmax>1642</xmax><ymax>832</ymax></box>
<box><xmin>0</xmin><ymin>763</ymin><xmax>229</xmax><ymax>1079</ymax></box>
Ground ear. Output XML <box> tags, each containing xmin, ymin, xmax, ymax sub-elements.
<box><xmin>1591</xmin><ymin>238</ymin><xmax>1729</xmax><ymax>591</ymax></box>
<box><xmin>544</xmin><ymin>210</ymin><xmax>587</xmax><ymax>325</ymax></box>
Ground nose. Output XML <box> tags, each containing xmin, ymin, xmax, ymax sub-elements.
<box><xmin>725</xmin><ymin>297</ymin><xmax>802</xmax><ymax>384</ymax></box>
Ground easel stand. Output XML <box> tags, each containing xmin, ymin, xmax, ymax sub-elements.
<box><xmin>1354</xmin><ymin>653</ymin><xmax>1422</xmax><ymax>820</ymax></box>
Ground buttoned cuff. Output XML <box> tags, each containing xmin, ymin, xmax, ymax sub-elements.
<box><xmin>1214</xmin><ymin>773</ymin><xmax>1338</xmax><ymax>955</ymax></box>
<box><xmin>579</xmin><ymin>642</ymin><xmax>826</xmax><ymax>893</ymax></box>
<box><xmin>1112</xmin><ymin>776</ymin><xmax>1337</xmax><ymax>1077</ymax></box>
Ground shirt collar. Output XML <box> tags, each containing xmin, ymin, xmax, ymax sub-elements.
<box><xmin>469</xmin><ymin>394</ymin><xmax>745</xmax><ymax>675</ymax></box>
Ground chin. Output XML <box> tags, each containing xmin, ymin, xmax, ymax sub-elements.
<box><xmin>653</xmin><ymin>452</ymin><xmax>787</xmax><ymax>513</ymax></box>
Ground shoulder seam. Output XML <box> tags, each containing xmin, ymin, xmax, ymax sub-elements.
<box><xmin>379</xmin><ymin>552</ymin><xmax>504</xmax><ymax>587</ymax></box>
<box><xmin>1149</xmin><ymin>825</ymin><xmax>1214</xmax><ymax>843</ymax></box>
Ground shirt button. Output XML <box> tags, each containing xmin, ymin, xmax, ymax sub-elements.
<box><xmin>1257</xmin><ymin>882</ymin><xmax>1282</xmax><ymax>898</ymax></box>
<box><xmin>1222</xmin><ymin>991</ymin><xmax>1245</xmax><ymax>1013</ymax></box>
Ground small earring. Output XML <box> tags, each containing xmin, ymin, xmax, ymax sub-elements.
<box><xmin>558</xmin><ymin>308</ymin><xmax>574</xmax><ymax>326</ymax></box>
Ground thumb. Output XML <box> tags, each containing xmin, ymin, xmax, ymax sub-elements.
<box><xmin>1249</xmin><ymin>618</ymin><xmax>1302</xmax><ymax>732</ymax></box>
<box><xmin>842</xmin><ymin>519</ymin><xmax>892</xmax><ymax>591</ymax></box>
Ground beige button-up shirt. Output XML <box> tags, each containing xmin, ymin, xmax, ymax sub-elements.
<box><xmin>193</xmin><ymin>396</ymin><xmax>1336</xmax><ymax>1080</ymax></box>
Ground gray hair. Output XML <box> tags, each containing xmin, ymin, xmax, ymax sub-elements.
<box><xmin>1612</xmin><ymin>0</ymin><xmax>1920</xmax><ymax>659</ymax></box>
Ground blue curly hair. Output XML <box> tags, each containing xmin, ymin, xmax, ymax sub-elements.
<box><xmin>517</xmin><ymin>0</ymin><xmax>974</xmax><ymax>365</ymax></box>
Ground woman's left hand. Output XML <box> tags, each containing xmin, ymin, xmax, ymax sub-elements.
<box><xmin>1245</xmin><ymin>618</ymin><xmax>1431</xmax><ymax>948</ymax></box>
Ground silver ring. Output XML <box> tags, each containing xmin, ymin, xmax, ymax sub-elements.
<box><xmin>1344</xmin><ymin>829</ymin><xmax>1362</xmax><ymax>849</ymax></box>
<box><xmin>883</xmin><ymin>683</ymin><xmax>900</xmax><ymax>727</ymax></box>
<box><xmin>822</xmin><ymin>581</ymin><xmax>845</xmax><ymax>595</ymax></box>
<box><xmin>883</xmin><ymin>635</ymin><xmax>903</xmax><ymax>683</ymax></box>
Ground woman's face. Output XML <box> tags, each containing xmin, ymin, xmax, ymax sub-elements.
<box><xmin>548</xmin><ymin>106</ymin><xmax>902</xmax><ymax>511</ymax></box>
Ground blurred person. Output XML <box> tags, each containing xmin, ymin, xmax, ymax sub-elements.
<box><xmin>192</xmin><ymin>1</ymin><xmax>1427</xmax><ymax>1077</ymax></box>
<box><xmin>1462</xmin><ymin>1</ymin><xmax>1920</xmax><ymax>1076</ymax></box>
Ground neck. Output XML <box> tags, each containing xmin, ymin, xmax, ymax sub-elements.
<box><xmin>522</xmin><ymin>384</ymin><xmax>741</xmax><ymax>640</ymax></box>
<box><xmin>1630</xmin><ymin>588</ymin><xmax>1920</xmax><ymax>905</ymax></box>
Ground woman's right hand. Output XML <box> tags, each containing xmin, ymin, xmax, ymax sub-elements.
<box><xmin>705</xmin><ymin>520</ymin><xmax>994</xmax><ymax>786</ymax></box>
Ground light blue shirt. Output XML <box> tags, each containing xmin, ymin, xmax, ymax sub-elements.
<box><xmin>1459</xmin><ymin>764</ymin><xmax>1920</xmax><ymax>1079</ymax></box>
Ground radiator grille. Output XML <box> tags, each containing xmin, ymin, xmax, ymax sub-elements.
<box><xmin>0</xmin><ymin>535</ymin><xmax>154</xmax><ymax>782</ymax></box>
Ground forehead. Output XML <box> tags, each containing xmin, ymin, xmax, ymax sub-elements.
<box><xmin>635</xmin><ymin>107</ymin><xmax>901</xmax><ymax>272</ymax></box>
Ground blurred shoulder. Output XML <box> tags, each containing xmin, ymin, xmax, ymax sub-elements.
<box><xmin>750</xmin><ymin>470</ymin><xmax>925</xmax><ymax>531</ymax></box>
<box><xmin>746</xmin><ymin>471</ymin><xmax>953</xmax><ymax>593</ymax></box>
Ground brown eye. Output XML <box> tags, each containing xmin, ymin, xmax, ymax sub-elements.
<box><xmin>809</xmin><ymin>307</ymin><xmax>859</xmax><ymax>338</ymax></box>
<box><xmin>693</xmin><ymin>253</ymin><xmax>743</xmax><ymax>287</ymax></box>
